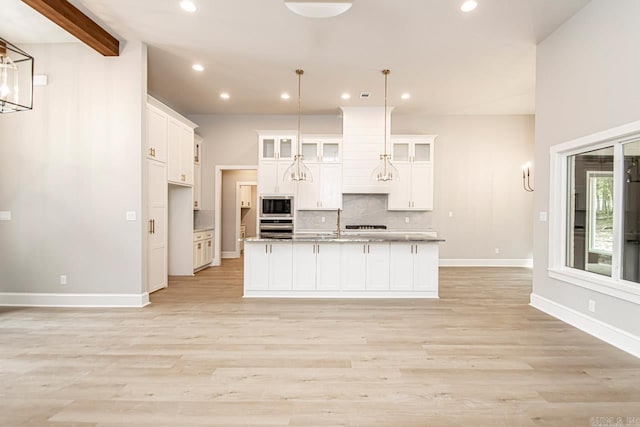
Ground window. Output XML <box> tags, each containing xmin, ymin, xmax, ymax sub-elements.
<box><xmin>550</xmin><ymin>121</ymin><xmax>640</xmax><ymax>301</ymax></box>
<box><xmin>623</xmin><ymin>140</ymin><xmax>640</xmax><ymax>284</ymax></box>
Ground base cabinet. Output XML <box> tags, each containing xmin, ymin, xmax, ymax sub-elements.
<box><xmin>245</xmin><ymin>242</ymin><xmax>293</xmax><ymax>290</ymax></box>
<box><xmin>193</xmin><ymin>230</ymin><xmax>214</xmax><ymax>272</ymax></box>
<box><xmin>245</xmin><ymin>241</ymin><xmax>438</xmax><ymax>297</ymax></box>
<box><xmin>292</xmin><ymin>242</ymin><xmax>341</xmax><ymax>290</ymax></box>
<box><xmin>390</xmin><ymin>243</ymin><xmax>438</xmax><ymax>291</ymax></box>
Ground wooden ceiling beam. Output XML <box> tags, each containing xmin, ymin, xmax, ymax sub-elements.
<box><xmin>21</xmin><ymin>0</ymin><xmax>119</xmax><ymax>56</ymax></box>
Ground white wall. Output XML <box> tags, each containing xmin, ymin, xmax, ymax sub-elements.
<box><xmin>193</xmin><ymin>113</ymin><xmax>534</xmax><ymax>261</ymax></box>
<box><xmin>533</xmin><ymin>0</ymin><xmax>640</xmax><ymax>336</ymax></box>
<box><xmin>0</xmin><ymin>42</ymin><xmax>147</xmax><ymax>300</ymax></box>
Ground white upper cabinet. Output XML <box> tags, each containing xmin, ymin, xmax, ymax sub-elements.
<box><xmin>146</xmin><ymin>105</ymin><xmax>168</xmax><ymax>163</ymax></box>
<box><xmin>296</xmin><ymin>137</ymin><xmax>342</xmax><ymax>210</ymax></box>
<box><xmin>258</xmin><ymin>134</ymin><xmax>297</xmax><ymax>195</ymax></box>
<box><xmin>388</xmin><ymin>135</ymin><xmax>436</xmax><ymax>211</ymax></box>
<box><xmin>148</xmin><ymin>97</ymin><xmax>197</xmax><ymax>187</ymax></box>
<box><xmin>240</xmin><ymin>185</ymin><xmax>252</xmax><ymax>208</ymax></box>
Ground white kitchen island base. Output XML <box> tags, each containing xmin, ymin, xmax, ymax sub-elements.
<box><xmin>243</xmin><ymin>238</ymin><xmax>442</xmax><ymax>298</ymax></box>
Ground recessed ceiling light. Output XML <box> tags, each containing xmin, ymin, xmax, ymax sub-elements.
<box><xmin>192</xmin><ymin>63</ymin><xmax>204</xmax><ymax>72</ymax></box>
<box><xmin>284</xmin><ymin>1</ymin><xmax>352</xmax><ymax>18</ymax></box>
<box><xmin>281</xmin><ymin>93</ymin><xmax>290</xmax><ymax>100</ymax></box>
<box><xmin>460</xmin><ymin>0</ymin><xmax>477</xmax><ymax>12</ymax></box>
<box><xmin>220</xmin><ymin>92</ymin><xmax>230</xmax><ymax>100</ymax></box>
<box><xmin>341</xmin><ymin>93</ymin><xmax>351</xmax><ymax>100</ymax></box>
<box><xmin>180</xmin><ymin>1</ymin><xmax>197</xmax><ymax>12</ymax></box>
<box><xmin>401</xmin><ymin>93</ymin><xmax>411</xmax><ymax>100</ymax></box>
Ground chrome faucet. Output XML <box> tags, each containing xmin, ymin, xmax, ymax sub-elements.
<box><xmin>336</xmin><ymin>208</ymin><xmax>341</xmax><ymax>238</ymax></box>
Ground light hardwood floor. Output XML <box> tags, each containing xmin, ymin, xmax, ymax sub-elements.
<box><xmin>1</xmin><ymin>260</ymin><xmax>639</xmax><ymax>426</ymax></box>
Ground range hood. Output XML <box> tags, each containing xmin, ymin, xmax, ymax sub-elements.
<box><xmin>341</xmin><ymin>106</ymin><xmax>394</xmax><ymax>194</ymax></box>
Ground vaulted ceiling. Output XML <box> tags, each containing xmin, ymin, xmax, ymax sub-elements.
<box><xmin>3</xmin><ymin>0</ymin><xmax>590</xmax><ymax>115</ymax></box>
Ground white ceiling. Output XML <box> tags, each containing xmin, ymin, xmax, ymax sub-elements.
<box><xmin>3</xmin><ymin>0</ymin><xmax>590</xmax><ymax>115</ymax></box>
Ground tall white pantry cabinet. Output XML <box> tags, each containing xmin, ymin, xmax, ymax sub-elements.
<box><xmin>145</xmin><ymin>96</ymin><xmax>197</xmax><ymax>294</ymax></box>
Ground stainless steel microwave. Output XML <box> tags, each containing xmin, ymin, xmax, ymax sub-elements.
<box><xmin>260</xmin><ymin>196</ymin><xmax>294</xmax><ymax>217</ymax></box>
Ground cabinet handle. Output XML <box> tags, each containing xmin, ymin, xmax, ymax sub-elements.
<box><xmin>148</xmin><ymin>219</ymin><xmax>153</xmax><ymax>234</ymax></box>
<box><xmin>317</xmin><ymin>244</ymin><xmax>320</xmax><ymax>254</ymax></box>
<box><xmin>368</xmin><ymin>244</ymin><xmax>370</xmax><ymax>254</ymax></box>
<box><xmin>208</xmin><ymin>241</ymin><xmax>211</xmax><ymax>247</ymax></box>
<box><xmin>411</xmin><ymin>244</ymin><xmax>413</xmax><ymax>254</ymax></box>
<box><xmin>363</xmin><ymin>244</ymin><xmax>366</xmax><ymax>254</ymax></box>
<box><xmin>181</xmin><ymin>174</ymin><xmax>186</xmax><ymax>182</ymax></box>
<box><xmin>313</xmin><ymin>244</ymin><xmax>315</xmax><ymax>254</ymax></box>
<box><xmin>151</xmin><ymin>219</ymin><xmax>155</xmax><ymax>234</ymax></box>
<box><xmin>194</xmin><ymin>201</ymin><xmax>198</xmax><ymax>207</ymax></box>
<box><xmin>265</xmin><ymin>244</ymin><xmax>268</xmax><ymax>254</ymax></box>
<box><xmin>198</xmin><ymin>243</ymin><xmax>201</xmax><ymax>249</ymax></box>
<box><xmin>415</xmin><ymin>244</ymin><xmax>418</xmax><ymax>254</ymax></box>
<box><xmin>270</xmin><ymin>244</ymin><xmax>272</xmax><ymax>253</ymax></box>
<box><xmin>149</xmin><ymin>147</ymin><xmax>155</xmax><ymax>157</ymax></box>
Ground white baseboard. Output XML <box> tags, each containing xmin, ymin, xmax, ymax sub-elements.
<box><xmin>530</xmin><ymin>293</ymin><xmax>640</xmax><ymax>358</ymax></box>
<box><xmin>439</xmin><ymin>258</ymin><xmax>533</xmax><ymax>267</ymax></box>
<box><xmin>0</xmin><ymin>292</ymin><xmax>150</xmax><ymax>308</ymax></box>
<box><xmin>222</xmin><ymin>251</ymin><xmax>240</xmax><ymax>259</ymax></box>
<box><xmin>244</xmin><ymin>291</ymin><xmax>439</xmax><ymax>299</ymax></box>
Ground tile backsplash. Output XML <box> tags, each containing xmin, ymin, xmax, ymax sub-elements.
<box><xmin>296</xmin><ymin>194</ymin><xmax>433</xmax><ymax>231</ymax></box>
<box><xmin>194</xmin><ymin>209</ymin><xmax>214</xmax><ymax>230</ymax></box>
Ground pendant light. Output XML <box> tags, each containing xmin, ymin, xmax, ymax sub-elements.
<box><xmin>372</xmin><ymin>69</ymin><xmax>399</xmax><ymax>182</ymax></box>
<box><xmin>283</xmin><ymin>69</ymin><xmax>313</xmax><ymax>182</ymax></box>
<box><xmin>0</xmin><ymin>38</ymin><xmax>34</xmax><ymax>113</ymax></box>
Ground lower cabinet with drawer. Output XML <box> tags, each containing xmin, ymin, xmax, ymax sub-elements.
<box><xmin>193</xmin><ymin>229</ymin><xmax>214</xmax><ymax>272</ymax></box>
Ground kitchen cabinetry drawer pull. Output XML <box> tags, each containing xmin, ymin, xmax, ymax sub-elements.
<box><xmin>363</xmin><ymin>244</ymin><xmax>366</xmax><ymax>254</ymax></box>
<box><xmin>415</xmin><ymin>244</ymin><xmax>418</xmax><ymax>254</ymax></box>
<box><xmin>368</xmin><ymin>244</ymin><xmax>370</xmax><ymax>254</ymax></box>
<box><xmin>148</xmin><ymin>219</ymin><xmax>153</xmax><ymax>234</ymax></box>
<box><xmin>270</xmin><ymin>244</ymin><xmax>273</xmax><ymax>253</ymax></box>
<box><xmin>317</xmin><ymin>244</ymin><xmax>319</xmax><ymax>253</ymax></box>
<box><xmin>411</xmin><ymin>244</ymin><xmax>413</xmax><ymax>254</ymax></box>
<box><xmin>313</xmin><ymin>244</ymin><xmax>315</xmax><ymax>254</ymax></box>
<box><xmin>265</xmin><ymin>244</ymin><xmax>268</xmax><ymax>253</ymax></box>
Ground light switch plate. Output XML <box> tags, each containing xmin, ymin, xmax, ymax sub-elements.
<box><xmin>126</xmin><ymin>211</ymin><xmax>137</xmax><ymax>221</ymax></box>
<box><xmin>539</xmin><ymin>211</ymin><xmax>548</xmax><ymax>222</ymax></box>
<box><xmin>0</xmin><ymin>211</ymin><xmax>11</xmax><ymax>221</ymax></box>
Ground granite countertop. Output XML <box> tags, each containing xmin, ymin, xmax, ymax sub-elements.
<box><xmin>245</xmin><ymin>233</ymin><xmax>445</xmax><ymax>243</ymax></box>
<box><xmin>194</xmin><ymin>227</ymin><xmax>214</xmax><ymax>233</ymax></box>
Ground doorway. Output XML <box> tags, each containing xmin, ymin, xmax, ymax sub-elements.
<box><xmin>214</xmin><ymin>165</ymin><xmax>258</xmax><ymax>266</ymax></box>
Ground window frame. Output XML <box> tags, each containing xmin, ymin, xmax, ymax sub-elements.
<box><xmin>586</xmin><ymin>170</ymin><xmax>614</xmax><ymax>257</ymax></box>
<box><xmin>549</xmin><ymin>120</ymin><xmax>640</xmax><ymax>305</ymax></box>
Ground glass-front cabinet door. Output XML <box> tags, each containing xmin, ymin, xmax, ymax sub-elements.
<box><xmin>392</xmin><ymin>143</ymin><xmax>410</xmax><ymax>162</ymax></box>
<box><xmin>262</xmin><ymin>137</ymin><xmax>276</xmax><ymax>159</ymax></box>
<box><xmin>322</xmin><ymin>142</ymin><xmax>340</xmax><ymax>162</ymax></box>
<box><xmin>279</xmin><ymin>137</ymin><xmax>293</xmax><ymax>160</ymax></box>
<box><xmin>413</xmin><ymin>142</ymin><xmax>431</xmax><ymax>162</ymax></box>
<box><xmin>301</xmin><ymin>140</ymin><xmax>319</xmax><ymax>162</ymax></box>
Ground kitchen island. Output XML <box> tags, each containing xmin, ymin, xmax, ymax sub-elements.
<box><xmin>243</xmin><ymin>233</ymin><xmax>444</xmax><ymax>298</ymax></box>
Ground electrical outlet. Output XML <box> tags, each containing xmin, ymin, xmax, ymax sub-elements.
<box><xmin>321</xmin><ymin>217</ymin><xmax>325</xmax><ymax>223</ymax></box>
<box><xmin>0</xmin><ymin>211</ymin><xmax>11</xmax><ymax>221</ymax></box>
<box><xmin>588</xmin><ymin>299</ymin><xmax>596</xmax><ymax>313</ymax></box>
<box><xmin>539</xmin><ymin>211</ymin><xmax>548</xmax><ymax>222</ymax></box>
<box><xmin>405</xmin><ymin>217</ymin><xmax>410</xmax><ymax>224</ymax></box>
<box><xmin>494</xmin><ymin>248</ymin><xmax>500</xmax><ymax>254</ymax></box>
<box><xmin>448</xmin><ymin>211</ymin><xmax>454</xmax><ymax>218</ymax></box>
<box><xmin>60</xmin><ymin>275</ymin><xmax>67</xmax><ymax>285</ymax></box>
<box><xmin>126</xmin><ymin>211</ymin><xmax>136</xmax><ymax>221</ymax></box>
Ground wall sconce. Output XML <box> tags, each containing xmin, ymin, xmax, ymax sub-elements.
<box><xmin>522</xmin><ymin>162</ymin><xmax>534</xmax><ymax>192</ymax></box>
<box><xmin>0</xmin><ymin>38</ymin><xmax>34</xmax><ymax>113</ymax></box>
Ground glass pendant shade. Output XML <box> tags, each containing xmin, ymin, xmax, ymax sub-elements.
<box><xmin>372</xmin><ymin>69</ymin><xmax>399</xmax><ymax>182</ymax></box>
<box><xmin>283</xmin><ymin>69</ymin><xmax>313</xmax><ymax>182</ymax></box>
<box><xmin>0</xmin><ymin>38</ymin><xmax>34</xmax><ymax>113</ymax></box>
<box><xmin>284</xmin><ymin>154</ymin><xmax>313</xmax><ymax>181</ymax></box>
<box><xmin>372</xmin><ymin>154</ymin><xmax>399</xmax><ymax>182</ymax></box>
